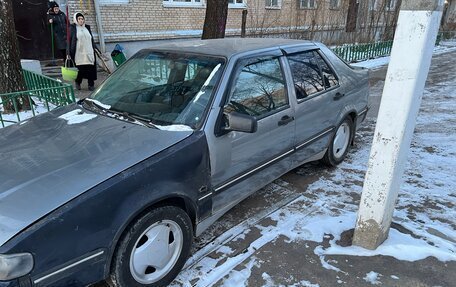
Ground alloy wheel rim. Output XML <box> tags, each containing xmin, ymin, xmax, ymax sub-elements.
<box><xmin>333</xmin><ymin>122</ymin><xmax>350</xmax><ymax>159</ymax></box>
<box><xmin>129</xmin><ymin>220</ymin><xmax>183</xmax><ymax>284</ymax></box>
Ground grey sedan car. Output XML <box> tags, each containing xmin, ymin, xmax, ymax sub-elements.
<box><xmin>0</xmin><ymin>38</ymin><xmax>368</xmax><ymax>287</ymax></box>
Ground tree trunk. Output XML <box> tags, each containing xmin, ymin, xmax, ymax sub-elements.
<box><xmin>201</xmin><ymin>0</ymin><xmax>229</xmax><ymax>40</ymax></box>
<box><xmin>0</xmin><ymin>0</ymin><xmax>30</xmax><ymax>113</ymax></box>
<box><xmin>346</xmin><ymin>0</ymin><xmax>359</xmax><ymax>33</ymax></box>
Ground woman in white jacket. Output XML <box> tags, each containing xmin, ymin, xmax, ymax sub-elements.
<box><xmin>69</xmin><ymin>12</ymin><xmax>97</xmax><ymax>91</ymax></box>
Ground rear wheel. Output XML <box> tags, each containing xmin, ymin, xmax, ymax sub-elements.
<box><xmin>109</xmin><ymin>206</ymin><xmax>193</xmax><ymax>287</ymax></box>
<box><xmin>322</xmin><ymin>117</ymin><xmax>354</xmax><ymax>166</ymax></box>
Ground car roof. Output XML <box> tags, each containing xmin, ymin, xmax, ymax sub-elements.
<box><xmin>144</xmin><ymin>38</ymin><xmax>317</xmax><ymax>58</ymax></box>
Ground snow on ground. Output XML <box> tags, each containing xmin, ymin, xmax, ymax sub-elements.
<box><xmin>363</xmin><ymin>271</ymin><xmax>382</xmax><ymax>285</ymax></box>
<box><xmin>351</xmin><ymin>56</ymin><xmax>390</xmax><ymax>69</ymax></box>
<box><xmin>171</xmin><ymin>51</ymin><xmax>456</xmax><ymax>286</ymax></box>
<box><xmin>0</xmin><ymin>97</ymin><xmax>55</xmax><ymax>128</ymax></box>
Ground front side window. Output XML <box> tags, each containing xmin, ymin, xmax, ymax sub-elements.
<box><xmin>300</xmin><ymin>0</ymin><xmax>317</xmax><ymax>9</ymax></box>
<box><xmin>225</xmin><ymin>57</ymin><xmax>288</xmax><ymax>118</ymax></box>
<box><xmin>90</xmin><ymin>51</ymin><xmax>224</xmax><ymax>129</ymax></box>
<box><xmin>288</xmin><ymin>50</ymin><xmax>338</xmax><ymax>100</ymax></box>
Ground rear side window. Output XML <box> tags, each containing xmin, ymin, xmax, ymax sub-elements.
<box><xmin>225</xmin><ymin>57</ymin><xmax>288</xmax><ymax>118</ymax></box>
<box><xmin>314</xmin><ymin>52</ymin><xmax>339</xmax><ymax>88</ymax></box>
<box><xmin>288</xmin><ymin>50</ymin><xmax>338</xmax><ymax>100</ymax></box>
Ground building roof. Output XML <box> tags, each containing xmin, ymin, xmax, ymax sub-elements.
<box><xmin>145</xmin><ymin>38</ymin><xmax>315</xmax><ymax>58</ymax></box>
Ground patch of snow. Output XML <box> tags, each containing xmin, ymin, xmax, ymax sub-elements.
<box><xmin>322</xmin><ymin>222</ymin><xmax>456</xmax><ymax>262</ymax></box>
<box><xmin>84</xmin><ymin>98</ymin><xmax>111</xmax><ymax>110</ymax></box>
<box><xmin>351</xmin><ymin>56</ymin><xmax>390</xmax><ymax>69</ymax></box>
<box><xmin>290</xmin><ymin>280</ymin><xmax>320</xmax><ymax>287</ymax></box>
<box><xmin>363</xmin><ymin>271</ymin><xmax>382</xmax><ymax>285</ymax></box>
<box><xmin>221</xmin><ymin>257</ymin><xmax>258</xmax><ymax>287</ymax></box>
<box><xmin>261</xmin><ymin>272</ymin><xmax>320</xmax><ymax>287</ymax></box>
<box><xmin>155</xmin><ymin>124</ymin><xmax>193</xmax><ymax>131</ymax></box>
<box><xmin>261</xmin><ymin>272</ymin><xmax>275</xmax><ymax>287</ymax></box>
<box><xmin>58</xmin><ymin>109</ymin><xmax>97</xmax><ymax>125</ymax></box>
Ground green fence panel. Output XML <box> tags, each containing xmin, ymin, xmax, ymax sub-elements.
<box><xmin>332</xmin><ymin>40</ymin><xmax>394</xmax><ymax>63</ymax></box>
<box><xmin>0</xmin><ymin>69</ymin><xmax>76</xmax><ymax>127</ymax></box>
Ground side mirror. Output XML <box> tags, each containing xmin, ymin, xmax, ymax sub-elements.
<box><xmin>222</xmin><ymin>112</ymin><xmax>257</xmax><ymax>133</ymax></box>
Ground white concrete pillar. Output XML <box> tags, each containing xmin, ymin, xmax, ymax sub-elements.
<box><xmin>352</xmin><ymin>0</ymin><xmax>444</xmax><ymax>250</ymax></box>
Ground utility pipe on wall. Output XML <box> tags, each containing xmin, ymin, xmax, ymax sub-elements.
<box><xmin>93</xmin><ymin>0</ymin><xmax>106</xmax><ymax>53</ymax></box>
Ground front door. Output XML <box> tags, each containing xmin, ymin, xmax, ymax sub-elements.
<box><xmin>210</xmin><ymin>54</ymin><xmax>296</xmax><ymax>212</ymax></box>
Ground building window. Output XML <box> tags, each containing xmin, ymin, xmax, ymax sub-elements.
<box><xmin>229</xmin><ymin>0</ymin><xmax>246</xmax><ymax>8</ymax></box>
<box><xmin>329</xmin><ymin>0</ymin><xmax>340</xmax><ymax>9</ymax></box>
<box><xmin>100</xmin><ymin>0</ymin><xmax>129</xmax><ymax>4</ymax></box>
<box><xmin>385</xmin><ymin>0</ymin><xmax>397</xmax><ymax>10</ymax></box>
<box><xmin>369</xmin><ymin>0</ymin><xmax>377</xmax><ymax>11</ymax></box>
<box><xmin>163</xmin><ymin>0</ymin><xmax>203</xmax><ymax>7</ymax></box>
<box><xmin>265</xmin><ymin>0</ymin><xmax>281</xmax><ymax>9</ymax></box>
<box><xmin>300</xmin><ymin>0</ymin><xmax>317</xmax><ymax>9</ymax></box>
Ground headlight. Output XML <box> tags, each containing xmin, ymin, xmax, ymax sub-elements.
<box><xmin>0</xmin><ymin>253</ymin><xmax>34</xmax><ymax>280</ymax></box>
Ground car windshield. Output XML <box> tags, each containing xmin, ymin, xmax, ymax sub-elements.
<box><xmin>90</xmin><ymin>51</ymin><xmax>225</xmax><ymax>130</ymax></box>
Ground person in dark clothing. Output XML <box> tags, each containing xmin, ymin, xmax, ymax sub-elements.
<box><xmin>47</xmin><ymin>1</ymin><xmax>68</xmax><ymax>62</ymax></box>
<box><xmin>69</xmin><ymin>12</ymin><xmax>98</xmax><ymax>91</ymax></box>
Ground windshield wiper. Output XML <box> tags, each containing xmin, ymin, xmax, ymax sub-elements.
<box><xmin>106</xmin><ymin>108</ymin><xmax>158</xmax><ymax>129</ymax></box>
<box><xmin>80</xmin><ymin>98</ymin><xmax>111</xmax><ymax>113</ymax></box>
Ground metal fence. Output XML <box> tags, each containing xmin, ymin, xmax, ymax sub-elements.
<box><xmin>332</xmin><ymin>40</ymin><xmax>393</xmax><ymax>63</ymax></box>
<box><xmin>0</xmin><ymin>69</ymin><xmax>75</xmax><ymax>127</ymax></box>
<box><xmin>333</xmin><ymin>31</ymin><xmax>453</xmax><ymax>63</ymax></box>
<box><xmin>437</xmin><ymin>31</ymin><xmax>456</xmax><ymax>44</ymax></box>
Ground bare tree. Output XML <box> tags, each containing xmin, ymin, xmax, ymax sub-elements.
<box><xmin>202</xmin><ymin>0</ymin><xmax>229</xmax><ymax>39</ymax></box>
<box><xmin>0</xmin><ymin>0</ymin><xmax>29</xmax><ymax>113</ymax></box>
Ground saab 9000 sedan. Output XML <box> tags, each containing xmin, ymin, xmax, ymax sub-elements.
<box><xmin>0</xmin><ymin>38</ymin><xmax>368</xmax><ymax>287</ymax></box>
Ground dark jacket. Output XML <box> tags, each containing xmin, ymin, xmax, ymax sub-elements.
<box><xmin>69</xmin><ymin>24</ymin><xmax>97</xmax><ymax>64</ymax></box>
<box><xmin>47</xmin><ymin>10</ymin><xmax>68</xmax><ymax>50</ymax></box>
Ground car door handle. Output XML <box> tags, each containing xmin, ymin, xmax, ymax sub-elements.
<box><xmin>278</xmin><ymin>115</ymin><xmax>294</xmax><ymax>126</ymax></box>
<box><xmin>334</xmin><ymin>92</ymin><xmax>345</xmax><ymax>101</ymax></box>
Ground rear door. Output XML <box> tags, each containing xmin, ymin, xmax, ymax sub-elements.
<box><xmin>209</xmin><ymin>53</ymin><xmax>296</xmax><ymax>212</ymax></box>
<box><xmin>284</xmin><ymin>49</ymin><xmax>342</xmax><ymax>165</ymax></box>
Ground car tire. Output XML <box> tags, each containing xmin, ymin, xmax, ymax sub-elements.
<box><xmin>322</xmin><ymin>117</ymin><xmax>354</xmax><ymax>167</ymax></box>
<box><xmin>108</xmin><ymin>206</ymin><xmax>193</xmax><ymax>287</ymax></box>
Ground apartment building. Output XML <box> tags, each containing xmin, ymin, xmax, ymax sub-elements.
<box><xmin>13</xmin><ymin>0</ymin><xmax>455</xmax><ymax>59</ymax></box>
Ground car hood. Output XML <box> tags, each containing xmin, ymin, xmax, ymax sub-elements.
<box><xmin>0</xmin><ymin>104</ymin><xmax>192</xmax><ymax>247</ymax></box>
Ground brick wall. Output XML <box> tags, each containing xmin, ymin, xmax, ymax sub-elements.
<box><xmin>66</xmin><ymin>0</ymin><xmax>399</xmax><ymax>43</ymax></box>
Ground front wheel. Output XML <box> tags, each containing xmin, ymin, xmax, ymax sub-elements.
<box><xmin>322</xmin><ymin>117</ymin><xmax>354</xmax><ymax>166</ymax></box>
<box><xmin>109</xmin><ymin>206</ymin><xmax>193</xmax><ymax>287</ymax></box>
